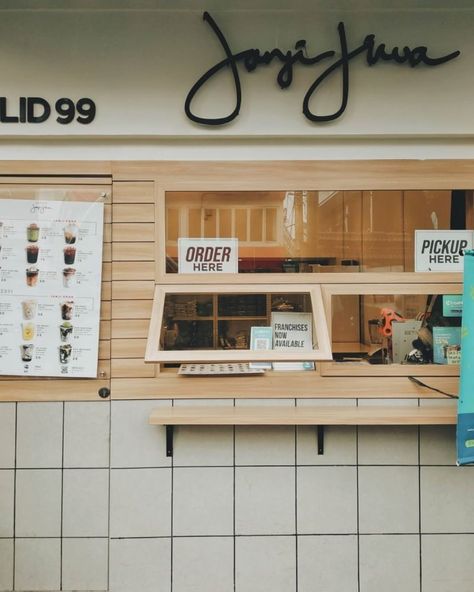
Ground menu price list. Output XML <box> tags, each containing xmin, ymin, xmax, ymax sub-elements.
<box><xmin>0</xmin><ymin>199</ymin><xmax>104</xmax><ymax>378</ymax></box>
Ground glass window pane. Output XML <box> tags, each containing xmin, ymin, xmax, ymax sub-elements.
<box><xmin>203</xmin><ymin>208</ymin><xmax>217</xmax><ymax>238</ymax></box>
<box><xmin>250</xmin><ymin>209</ymin><xmax>263</xmax><ymax>241</ymax></box>
<box><xmin>188</xmin><ymin>208</ymin><xmax>201</xmax><ymax>238</ymax></box>
<box><xmin>167</xmin><ymin>208</ymin><xmax>179</xmax><ymax>242</ymax></box>
<box><xmin>219</xmin><ymin>209</ymin><xmax>232</xmax><ymax>237</ymax></box>
<box><xmin>235</xmin><ymin>209</ymin><xmax>247</xmax><ymax>241</ymax></box>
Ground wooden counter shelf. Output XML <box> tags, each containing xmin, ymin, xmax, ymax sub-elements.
<box><xmin>149</xmin><ymin>404</ymin><xmax>457</xmax><ymax>457</ymax></box>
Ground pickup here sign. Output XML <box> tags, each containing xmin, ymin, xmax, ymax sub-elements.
<box><xmin>415</xmin><ymin>230</ymin><xmax>474</xmax><ymax>272</ymax></box>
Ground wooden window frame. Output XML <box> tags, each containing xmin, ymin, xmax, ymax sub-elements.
<box><xmin>145</xmin><ymin>283</ymin><xmax>332</xmax><ymax>363</ymax></box>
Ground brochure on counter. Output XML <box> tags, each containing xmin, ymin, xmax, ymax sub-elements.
<box><xmin>0</xmin><ymin>199</ymin><xmax>104</xmax><ymax>378</ymax></box>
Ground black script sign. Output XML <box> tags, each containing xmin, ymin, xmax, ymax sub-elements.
<box><xmin>185</xmin><ymin>12</ymin><xmax>460</xmax><ymax>126</ymax></box>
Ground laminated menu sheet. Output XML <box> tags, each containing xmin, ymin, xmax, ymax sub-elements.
<box><xmin>0</xmin><ymin>199</ymin><xmax>104</xmax><ymax>378</ymax></box>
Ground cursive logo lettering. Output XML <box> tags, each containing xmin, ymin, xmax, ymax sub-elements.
<box><xmin>185</xmin><ymin>12</ymin><xmax>460</xmax><ymax>125</ymax></box>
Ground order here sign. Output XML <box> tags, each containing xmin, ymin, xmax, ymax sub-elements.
<box><xmin>415</xmin><ymin>230</ymin><xmax>474</xmax><ymax>272</ymax></box>
<box><xmin>178</xmin><ymin>238</ymin><xmax>238</xmax><ymax>273</ymax></box>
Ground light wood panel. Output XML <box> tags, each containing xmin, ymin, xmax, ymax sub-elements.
<box><xmin>111</xmin><ymin>358</ymin><xmax>156</xmax><ymax>378</ymax></box>
<box><xmin>112</xmin><ymin>300</ymin><xmax>152</xmax><ymax>319</ymax></box>
<box><xmin>112</xmin><ymin>261</ymin><xmax>155</xmax><ymax>281</ymax></box>
<box><xmin>113</xmin><ymin>203</ymin><xmax>155</xmax><ymax>223</ymax></box>
<box><xmin>149</xmin><ymin>405</ymin><xmax>456</xmax><ymax>426</ymax></box>
<box><xmin>111</xmin><ymin>339</ymin><xmax>147</xmax><ymax>358</ymax></box>
<box><xmin>112</xmin><ymin>242</ymin><xmax>155</xmax><ymax>261</ymax></box>
<box><xmin>112</xmin><ymin>319</ymin><xmax>149</xmax><ymax>339</ymax></box>
<box><xmin>111</xmin><ymin>281</ymin><xmax>155</xmax><ymax>300</ymax></box>
<box><xmin>113</xmin><ymin>223</ymin><xmax>155</xmax><ymax>242</ymax></box>
<box><xmin>113</xmin><ymin>181</ymin><xmax>155</xmax><ymax>203</ymax></box>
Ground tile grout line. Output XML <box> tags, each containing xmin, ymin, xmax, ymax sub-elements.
<box><xmin>170</xmin><ymin>399</ymin><xmax>174</xmax><ymax>592</ymax></box>
<box><xmin>233</xmin><ymin>398</ymin><xmax>236</xmax><ymax>592</ymax></box>
<box><xmin>12</xmin><ymin>402</ymin><xmax>18</xmax><ymax>591</ymax></box>
<box><xmin>356</xmin><ymin>399</ymin><xmax>360</xmax><ymax>592</ymax></box>
<box><xmin>60</xmin><ymin>402</ymin><xmax>65</xmax><ymax>591</ymax></box>
<box><xmin>294</xmin><ymin>398</ymin><xmax>298</xmax><ymax>592</ymax></box>
<box><xmin>107</xmin><ymin>399</ymin><xmax>112</xmax><ymax>592</ymax></box>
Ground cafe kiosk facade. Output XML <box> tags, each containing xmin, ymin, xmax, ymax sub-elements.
<box><xmin>0</xmin><ymin>3</ymin><xmax>473</xmax><ymax>592</ymax></box>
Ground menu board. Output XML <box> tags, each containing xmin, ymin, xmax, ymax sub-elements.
<box><xmin>0</xmin><ymin>199</ymin><xmax>104</xmax><ymax>378</ymax></box>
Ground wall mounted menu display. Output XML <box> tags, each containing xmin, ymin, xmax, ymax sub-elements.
<box><xmin>0</xmin><ymin>199</ymin><xmax>104</xmax><ymax>378</ymax></box>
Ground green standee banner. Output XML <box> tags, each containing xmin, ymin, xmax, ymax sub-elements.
<box><xmin>457</xmin><ymin>250</ymin><xmax>474</xmax><ymax>464</ymax></box>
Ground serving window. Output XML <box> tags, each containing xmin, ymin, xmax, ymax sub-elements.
<box><xmin>145</xmin><ymin>284</ymin><xmax>331</xmax><ymax>363</ymax></box>
<box><xmin>321</xmin><ymin>284</ymin><xmax>462</xmax><ymax>376</ymax></box>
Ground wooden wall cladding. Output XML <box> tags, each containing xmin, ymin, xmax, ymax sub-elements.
<box><xmin>110</xmin><ymin>181</ymin><xmax>160</xmax><ymax>390</ymax></box>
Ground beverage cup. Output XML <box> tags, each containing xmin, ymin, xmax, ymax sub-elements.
<box><xmin>63</xmin><ymin>246</ymin><xmax>76</xmax><ymax>265</ymax></box>
<box><xmin>26</xmin><ymin>267</ymin><xmax>39</xmax><ymax>287</ymax></box>
<box><xmin>59</xmin><ymin>322</ymin><xmax>73</xmax><ymax>342</ymax></box>
<box><xmin>22</xmin><ymin>322</ymin><xmax>35</xmax><ymax>341</ymax></box>
<box><xmin>21</xmin><ymin>300</ymin><xmax>37</xmax><ymax>320</ymax></box>
<box><xmin>26</xmin><ymin>244</ymin><xmax>39</xmax><ymax>263</ymax></box>
<box><xmin>64</xmin><ymin>224</ymin><xmax>78</xmax><ymax>244</ymax></box>
<box><xmin>61</xmin><ymin>301</ymin><xmax>74</xmax><ymax>321</ymax></box>
<box><xmin>62</xmin><ymin>267</ymin><xmax>76</xmax><ymax>288</ymax></box>
<box><xmin>20</xmin><ymin>344</ymin><xmax>34</xmax><ymax>362</ymax></box>
<box><xmin>59</xmin><ymin>344</ymin><xmax>72</xmax><ymax>364</ymax></box>
<box><xmin>27</xmin><ymin>223</ymin><xmax>40</xmax><ymax>242</ymax></box>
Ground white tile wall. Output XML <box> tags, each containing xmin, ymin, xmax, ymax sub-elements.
<box><xmin>235</xmin><ymin>536</ymin><xmax>296</xmax><ymax>592</ymax></box>
<box><xmin>1</xmin><ymin>400</ymin><xmax>473</xmax><ymax>591</ymax></box>
<box><xmin>422</xmin><ymin>534</ymin><xmax>474</xmax><ymax>592</ymax></box>
<box><xmin>15</xmin><ymin>538</ymin><xmax>61</xmax><ymax>591</ymax></box>
<box><xmin>16</xmin><ymin>402</ymin><xmax>63</xmax><ymax>468</ymax></box>
<box><xmin>421</xmin><ymin>466</ymin><xmax>474</xmax><ymax>532</ymax></box>
<box><xmin>109</xmin><ymin>538</ymin><xmax>171</xmax><ymax>592</ymax></box>
<box><xmin>358</xmin><ymin>466</ymin><xmax>419</xmax><ymax>533</ymax></box>
<box><xmin>297</xmin><ymin>466</ymin><xmax>358</xmax><ymax>534</ymax></box>
<box><xmin>62</xmin><ymin>538</ymin><xmax>108</xmax><ymax>591</ymax></box>
<box><xmin>110</xmin><ymin>468</ymin><xmax>171</xmax><ymax>537</ymax></box>
<box><xmin>298</xmin><ymin>535</ymin><xmax>358</xmax><ymax>592</ymax></box>
<box><xmin>63</xmin><ymin>468</ymin><xmax>109</xmax><ymax>537</ymax></box>
<box><xmin>64</xmin><ymin>401</ymin><xmax>110</xmax><ymax>468</ymax></box>
<box><xmin>173</xmin><ymin>537</ymin><xmax>234</xmax><ymax>592</ymax></box>
<box><xmin>0</xmin><ymin>404</ymin><xmax>15</xmax><ymax>469</ymax></box>
<box><xmin>359</xmin><ymin>535</ymin><xmax>420</xmax><ymax>592</ymax></box>
<box><xmin>235</xmin><ymin>466</ymin><xmax>295</xmax><ymax>535</ymax></box>
<box><xmin>15</xmin><ymin>469</ymin><xmax>62</xmax><ymax>537</ymax></box>
<box><xmin>173</xmin><ymin>467</ymin><xmax>233</xmax><ymax>536</ymax></box>
<box><xmin>0</xmin><ymin>539</ymin><xmax>13</xmax><ymax>592</ymax></box>
<box><xmin>0</xmin><ymin>470</ymin><xmax>14</xmax><ymax>537</ymax></box>
<box><xmin>111</xmin><ymin>400</ymin><xmax>171</xmax><ymax>468</ymax></box>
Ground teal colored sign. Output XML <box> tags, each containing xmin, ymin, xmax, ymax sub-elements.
<box><xmin>443</xmin><ymin>295</ymin><xmax>463</xmax><ymax>317</ymax></box>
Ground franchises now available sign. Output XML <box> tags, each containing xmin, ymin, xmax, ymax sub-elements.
<box><xmin>415</xmin><ymin>230</ymin><xmax>474</xmax><ymax>272</ymax></box>
<box><xmin>178</xmin><ymin>238</ymin><xmax>238</xmax><ymax>273</ymax></box>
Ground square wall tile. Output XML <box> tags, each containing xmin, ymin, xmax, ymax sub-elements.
<box><xmin>173</xmin><ymin>467</ymin><xmax>233</xmax><ymax>536</ymax></box>
<box><xmin>111</xmin><ymin>400</ymin><xmax>171</xmax><ymax>468</ymax></box>
<box><xmin>16</xmin><ymin>402</ymin><xmax>63</xmax><ymax>468</ymax></box>
<box><xmin>64</xmin><ymin>401</ymin><xmax>110</xmax><ymax>468</ymax></box>
<box><xmin>421</xmin><ymin>466</ymin><xmax>474</xmax><ymax>533</ymax></box>
<box><xmin>420</xmin><ymin>426</ymin><xmax>456</xmax><ymax>465</ymax></box>
<box><xmin>298</xmin><ymin>535</ymin><xmax>358</xmax><ymax>592</ymax></box>
<box><xmin>235</xmin><ymin>426</ymin><xmax>295</xmax><ymax>466</ymax></box>
<box><xmin>359</xmin><ymin>466</ymin><xmax>419</xmax><ymax>534</ymax></box>
<box><xmin>16</xmin><ymin>469</ymin><xmax>61</xmax><ymax>537</ymax></box>
<box><xmin>235</xmin><ymin>466</ymin><xmax>295</xmax><ymax>535</ymax></box>
<box><xmin>63</xmin><ymin>469</ymin><xmax>109</xmax><ymax>537</ymax></box>
<box><xmin>359</xmin><ymin>535</ymin><xmax>420</xmax><ymax>592</ymax></box>
<box><xmin>109</xmin><ymin>538</ymin><xmax>171</xmax><ymax>592</ymax></box>
<box><xmin>297</xmin><ymin>399</ymin><xmax>357</xmax><ymax>465</ymax></box>
<box><xmin>0</xmin><ymin>539</ymin><xmax>13</xmax><ymax>592</ymax></box>
<box><xmin>62</xmin><ymin>538</ymin><xmax>108</xmax><ymax>591</ymax></box>
<box><xmin>173</xmin><ymin>537</ymin><xmax>233</xmax><ymax>592</ymax></box>
<box><xmin>297</xmin><ymin>467</ymin><xmax>357</xmax><ymax>534</ymax></box>
<box><xmin>15</xmin><ymin>538</ymin><xmax>61</xmax><ymax>591</ymax></box>
<box><xmin>110</xmin><ymin>468</ymin><xmax>171</xmax><ymax>537</ymax></box>
<box><xmin>358</xmin><ymin>426</ymin><xmax>418</xmax><ymax>465</ymax></box>
<box><xmin>0</xmin><ymin>404</ymin><xmax>15</xmax><ymax>468</ymax></box>
<box><xmin>0</xmin><ymin>470</ymin><xmax>14</xmax><ymax>537</ymax></box>
<box><xmin>422</xmin><ymin>534</ymin><xmax>474</xmax><ymax>592</ymax></box>
<box><xmin>235</xmin><ymin>536</ymin><xmax>296</xmax><ymax>592</ymax></box>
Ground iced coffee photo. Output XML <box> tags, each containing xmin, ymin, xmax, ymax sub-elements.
<box><xmin>63</xmin><ymin>267</ymin><xmax>76</xmax><ymax>288</ymax></box>
<box><xmin>26</xmin><ymin>244</ymin><xmax>39</xmax><ymax>263</ymax></box>
<box><xmin>61</xmin><ymin>301</ymin><xmax>74</xmax><ymax>320</ymax></box>
<box><xmin>22</xmin><ymin>322</ymin><xmax>35</xmax><ymax>341</ymax></box>
<box><xmin>64</xmin><ymin>246</ymin><xmax>76</xmax><ymax>265</ymax></box>
<box><xmin>21</xmin><ymin>300</ymin><xmax>37</xmax><ymax>320</ymax></box>
<box><xmin>26</xmin><ymin>267</ymin><xmax>39</xmax><ymax>287</ymax></box>
<box><xmin>64</xmin><ymin>224</ymin><xmax>78</xmax><ymax>244</ymax></box>
<box><xmin>27</xmin><ymin>223</ymin><xmax>40</xmax><ymax>242</ymax></box>
<box><xmin>60</xmin><ymin>322</ymin><xmax>73</xmax><ymax>342</ymax></box>
<box><xmin>20</xmin><ymin>344</ymin><xmax>34</xmax><ymax>362</ymax></box>
<box><xmin>59</xmin><ymin>343</ymin><xmax>72</xmax><ymax>364</ymax></box>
